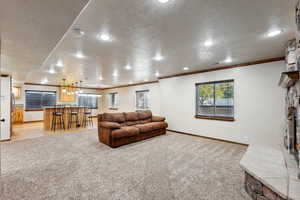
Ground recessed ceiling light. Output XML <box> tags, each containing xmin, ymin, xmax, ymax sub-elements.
<box><xmin>153</xmin><ymin>54</ymin><xmax>164</xmax><ymax>61</ymax></box>
<box><xmin>98</xmin><ymin>33</ymin><xmax>111</xmax><ymax>41</ymax></box>
<box><xmin>99</xmin><ymin>76</ymin><xmax>103</xmax><ymax>80</ymax></box>
<box><xmin>204</xmin><ymin>40</ymin><xmax>213</xmax><ymax>47</ymax></box>
<box><xmin>158</xmin><ymin>0</ymin><xmax>169</xmax><ymax>3</ymax></box>
<box><xmin>112</xmin><ymin>71</ymin><xmax>118</xmax><ymax>77</ymax></box>
<box><xmin>41</xmin><ymin>78</ymin><xmax>48</xmax><ymax>84</ymax></box>
<box><xmin>72</xmin><ymin>27</ymin><xmax>85</xmax><ymax>38</ymax></box>
<box><xmin>155</xmin><ymin>71</ymin><xmax>160</xmax><ymax>77</ymax></box>
<box><xmin>183</xmin><ymin>67</ymin><xmax>189</xmax><ymax>71</ymax></box>
<box><xmin>125</xmin><ymin>65</ymin><xmax>132</xmax><ymax>70</ymax></box>
<box><xmin>267</xmin><ymin>29</ymin><xmax>282</xmax><ymax>37</ymax></box>
<box><xmin>75</xmin><ymin>51</ymin><xmax>85</xmax><ymax>59</ymax></box>
<box><xmin>56</xmin><ymin>60</ymin><xmax>64</xmax><ymax>67</ymax></box>
<box><xmin>49</xmin><ymin>69</ymin><xmax>56</xmax><ymax>74</ymax></box>
<box><xmin>224</xmin><ymin>57</ymin><xmax>232</xmax><ymax>63</ymax></box>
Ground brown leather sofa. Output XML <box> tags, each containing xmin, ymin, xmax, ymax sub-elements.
<box><xmin>97</xmin><ymin>110</ymin><xmax>168</xmax><ymax>148</ymax></box>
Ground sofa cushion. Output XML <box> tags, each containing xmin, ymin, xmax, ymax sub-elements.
<box><xmin>139</xmin><ymin>118</ymin><xmax>152</xmax><ymax>124</ymax></box>
<box><xmin>137</xmin><ymin>110</ymin><xmax>152</xmax><ymax>120</ymax></box>
<box><xmin>111</xmin><ymin>126</ymin><xmax>139</xmax><ymax>139</ymax></box>
<box><xmin>134</xmin><ymin>124</ymin><xmax>154</xmax><ymax>133</ymax></box>
<box><xmin>99</xmin><ymin>121</ymin><xmax>121</xmax><ymax>129</ymax></box>
<box><xmin>124</xmin><ymin>112</ymin><xmax>139</xmax><ymax>121</ymax></box>
<box><xmin>148</xmin><ymin>122</ymin><xmax>168</xmax><ymax>130</ymax></box>
<box><xmin>151</xmin><ymin>116</ymin><xmax>166</xmax><ymax>122</ymax></box>
<box><xmin>126</xmin><ymin>121</ymin><xmax>140</xmax><ymax>126</ymax></box>
<box><xmin>102</xmin><ymin>113</ymin><xmax>113</xmax><ymax>122</ymax></box>
<box><xmin>103</xmin><ymin>113</ymin><xmax>125</xmax><ymax>123</ymax></box>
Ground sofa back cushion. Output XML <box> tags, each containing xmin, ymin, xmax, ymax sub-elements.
<box><xmin>124</xmin><ymin>112</ymin><xmax>139</xmax><ymax>121</ymax></box>
<box><xmin>136</xmin><ymin>110</ymin><xmax>152</xmax><ymax>124</ymax></box>
<box><xmin>137</xmin><ymin>110</ymin><xmax>152</xmax><ymax>120</ymax></box>
<box><xmin>102</xmin><ymin>113</ymin><xmax>126</xmax><ymax>123</ymax></box>
<box><xmin>124</xmin><ymin>112</ymin><xmax>140</xmax><ymax>126</ymax></box>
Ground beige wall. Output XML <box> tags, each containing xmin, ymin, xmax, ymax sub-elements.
<box><xmin>159</xmin><ymin>61</ymin><xmax>285</xmax><ymax>148</ymax></box>
<box><xmin>101</xmin><ymin>83</ymin><xmax>161</xmax><ymax>115</ymax></box>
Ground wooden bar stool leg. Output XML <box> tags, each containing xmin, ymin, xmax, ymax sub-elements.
<box><xmin>54</xmin><ymin>116</ymin><xmax>57</xmax><ymax>132</ymax></box>
<box><xmin>51</xmin><ymin>115</ymin><xmax>54</xmax><ymax>131</ymax></box>
<box><xmin>62</xmin><ymin>116</ymin><xmax>65</xmax><ymax>130</ymax></box>
<box><xmin>90</xmin><ymin>116</ymin><xmax>93</xmax><ymax>127</ymax></box>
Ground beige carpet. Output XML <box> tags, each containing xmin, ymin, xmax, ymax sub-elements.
<box><xmin>1</xmin><ymin>130</ymin><xmax>251</xmax><ymax>200</ymax></box>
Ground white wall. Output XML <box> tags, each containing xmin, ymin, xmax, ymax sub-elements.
<box><xmin>159</xmin><ymin>61</ymin><xmax>285</xmax><ymax>148</ymax></box>
<box><xmin>14</xmin><ymin>84</ymin><xmax>103</xmax><ymax>122</ymax></box>
<box><xmin>101</xmin><ymin>83</ymin><xmax>161</xmax><ymax>115</ymax></box>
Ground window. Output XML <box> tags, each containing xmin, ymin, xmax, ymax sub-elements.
<box><xmin>136</xmin><ymin>90</ymin><xmax>149</xmax><ymax>110</ymax></box>
<box><xmin>78</xmin><ymin>94</ymin><xmax>98</xmax><ymax>109</ymax></box>
<box><xmin>196</xmin><ymin>80</ymin><xmax>234</xmax><ymax>120</ymax></box>
<box><xmin>25</xmin><ymin>90</ymin><xmax>56</xmax><ymax>111</ymax></box>
<box><xmin>108</xmin><ymin>92</ymin><xmax>118</xmax><ymax>109</ymax></box>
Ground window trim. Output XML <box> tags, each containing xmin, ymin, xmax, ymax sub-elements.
<box><xmin>25</xmin><ymin>90</ymin><xmax>57</xmax><ymax>111</ymax></box>
<box><xmin>135</xmin><ymin>89</ymin><xmax>150</xmax><ymax>110</ymax></box>
<box><xmin>108</xmin><ymin>92</ymin><xmax>118</xmax><ymax>110</ymax></box>
<box><xmin>195</xmin><ymin>79</ymin><xmax>234</xmax><ymax>121</ymax></box>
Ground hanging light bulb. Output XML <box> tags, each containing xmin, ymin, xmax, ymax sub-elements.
<box><xmin>79</xmin><ymin>80</ymin><xmax>83</xmax><ymax>93</ymax></box>
<box><xmin>70</xmin><ymin>83</ymin><xmax>75</xmax><ymax>95</ymax></box>
<box><xmin>75</xmin><ymin>82</ymin><xmax>79</xmax><ymax>95</ymax></box>
<box><xmin>61</xmin><ymin>78</ymin><xmax>67</xmax><ymax>93</ymax></box>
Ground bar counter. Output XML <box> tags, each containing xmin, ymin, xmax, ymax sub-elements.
<box><xmin>43</xmin><ymin>106</ymin><xmax>87</xmax><ymax>131</ymax></box>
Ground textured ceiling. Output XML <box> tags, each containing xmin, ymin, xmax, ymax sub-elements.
<box><xmin>0</xmin><ymin>0</ymin><xmax>90</xmax><ymax>81</ymax></box>
<box><xmin>0</xmin><ymin>0</ymin><xmax>297</xmax><ymax>88</ymax></box>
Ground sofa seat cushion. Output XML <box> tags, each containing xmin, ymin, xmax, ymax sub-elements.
<box><xmin>134</xmin><ymin>124</ymin><xmax>154</xmax><ymax>133</ymax></box>
<box><xmin>111</xmin><ymin>126</ymin><xmax>139</xmax><ymax>139</ymax></box>
<box><xmin>149</xmin><ymin>122</ymin><xmax>168</xmax><ymax>130</ymax></box>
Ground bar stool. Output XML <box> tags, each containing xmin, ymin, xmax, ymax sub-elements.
<box><xmin>68</xmin><ymin>106</ymin><xmax>79</xmax><ymax>129</ymax></box>
<box><xmin>51</xmin><ymin>105</ymin><xmax>65</xmax><ymax>131</ymax></box>
<box><xmin>82</xmin><ymin>107</ymin><xmax>93</xmax><ymax>127</ymax></box>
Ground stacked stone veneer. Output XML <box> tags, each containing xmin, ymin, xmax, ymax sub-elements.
<box><xmin>245</xmin><ymin>172</ymin><xmax>286</xmax><ymax>200</ymax></box>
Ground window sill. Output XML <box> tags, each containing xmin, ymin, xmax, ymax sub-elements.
<box><xmin>109</xmin><ymin>108</ymin><xmax>118</xmax><ymax>110</ymax></box>
<box><xmin>194</xmin><ymin>115</ymin><xmax>235</xmax><ymax>122</ymax></box>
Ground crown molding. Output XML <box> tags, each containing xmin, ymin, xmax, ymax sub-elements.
<box><xmin>101</xmin><ymin>81</ymin><xmax>159</xmax><ymax>90</ymax></box>
<box><xmin>158</xmin><ymin>57</ymin><xmax>285</xmax><ymax>80</ymax></box>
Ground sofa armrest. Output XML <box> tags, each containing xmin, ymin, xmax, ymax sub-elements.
<box><xmin>152</xmin><ymin>116</ymin><xmax>166</xmax><ymax>122</ymax></box>
<box><xmin>98</xmin><ymin>127</ymin><xmax>112</xmax><ymax>145</ymax></box>
<box><xmin>99</xmin><ymin>121</ymin><xmax>121</xmax><ymax>129</ymax></box>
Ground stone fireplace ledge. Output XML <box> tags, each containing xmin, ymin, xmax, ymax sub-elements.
<box><xmin>240</xmin><ymin>145</ymin><xmax>300</xmax><ymax>200</ymax></box>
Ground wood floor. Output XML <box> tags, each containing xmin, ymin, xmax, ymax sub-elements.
<box><xmin>11</xmin><ymin>119</ymin><xmax>97</xmax><ymax>141</ymax></box>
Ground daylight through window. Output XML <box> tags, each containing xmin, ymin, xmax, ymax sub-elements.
<box><xmin>196</xmin><ymin>80</ymin><xmax>234</xmax><ymax>119</ymax></box>
<box><xmin>108</xmin><ymin>92</ymin><xmax>118</xmax><ymax>109</ymax></box>
<box><xmin>136</xmin><ymin>90</ymin><xmax>149</xmax><ymax>110</ymax></box>
<box><xmin>25</xmin><ymin>90</ymin><xmax>56</xmax><ymax>111</ymax></box>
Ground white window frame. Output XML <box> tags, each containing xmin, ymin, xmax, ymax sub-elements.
<box><xmin>135</xmin><ymin>90</ymin><xmax>150</xmax><ymax>110</ymax></box>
